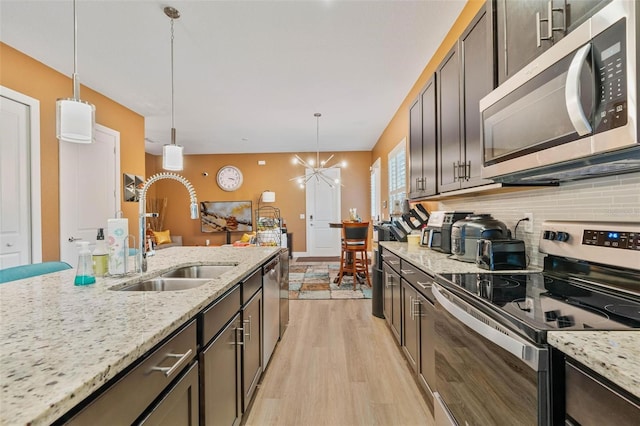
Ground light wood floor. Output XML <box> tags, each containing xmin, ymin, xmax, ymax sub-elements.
<box><xmin>244</xmin><ymin>299</ymin><xmax>434</xmax><ymax>426</ymax></box>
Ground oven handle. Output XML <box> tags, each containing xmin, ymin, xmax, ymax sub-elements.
<box><xmin>432</xmin><ymin>284</ymin><xmax>545</xmax><ymax>371</ymax></box>
<box><xmin>565</xmin><ymin>43</ymin><xmax>592</xmax><ymax>136</ymax></box>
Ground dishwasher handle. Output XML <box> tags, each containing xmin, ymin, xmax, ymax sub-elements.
<box><xmin>432</xmin><ymin>284</ymin><xmax>546</xmax><ymax>371</ymax></box>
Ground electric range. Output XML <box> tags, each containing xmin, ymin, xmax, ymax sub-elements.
<box><xmin>435</xmin><ymin>220</ymin><xmax>640</xmax><ymax>344</ymax></box>
<box><xmin>431</xmin><ymin>221</ymin><xmax>640</xmax><ymax>425</ymax></box>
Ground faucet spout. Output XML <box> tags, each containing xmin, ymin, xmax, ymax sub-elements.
<box><xmin>138</xmin><ymin>172</ymin><xmax>198</xmax><ymax>272</ymax></box>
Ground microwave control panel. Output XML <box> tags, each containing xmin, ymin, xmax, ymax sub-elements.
<box><xmin>593</xmin><ymin>18</ymin><xmax>627</xmax><ymax>133</ymax></box>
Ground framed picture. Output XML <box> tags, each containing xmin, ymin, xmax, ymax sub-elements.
<box><xmin>123</xmin><ymin>173</ymin><xmax>143</xmax><ymax>202</ymax></box>
<box><xmin>200</xmin><ymin>201</ymin><xmax>253</xmax><ymax>233</ymax></box>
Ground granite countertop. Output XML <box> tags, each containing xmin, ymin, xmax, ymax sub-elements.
<box><xmin>378</xmin><ymin>241</ymin><xmax>542</xmax><ymax>275</ymax></box>
<box><xmin>0</xmin><ymin>246</ymin><xmax>280</xmax><ymax>426</ymax></box>
<box><xmin>547</xmin><ymin>331</ymin><xmax>640</xmax><ymax>399</ymax></box>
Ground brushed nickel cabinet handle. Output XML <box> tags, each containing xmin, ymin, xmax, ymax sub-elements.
<box><xmin>151</xmin><ymin>349</ymin><xmax>193</xmax><ymax>378</ymax></box>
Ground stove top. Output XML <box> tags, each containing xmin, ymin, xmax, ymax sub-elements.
<box><xmin>437</xmin><ymin>272</ymin><xmax>640</xmax><ymax>343</ymax></box>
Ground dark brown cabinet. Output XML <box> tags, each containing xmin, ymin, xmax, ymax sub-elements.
<box><xmin>437</xmin><ymin>4</ymin><xmax>494</xmax><ymax>193</ymax></box>
<box><xmin>408</xmin><ymin>75</ymin><xmax>437</xmax><ymax>199</ymax></box>
<box><xmin>242</xmin><ymin>289</ymin><xmax>263</xmax><ymax>411</ymax></box>
<box><xmin>399</xmin><ymin>260</ymin><xmax>437</xmax><ymax>415</ymax></box>
<box><xmin>493</xmin><ymin>0</ymin><xmax>606</xmax><ymax>85</ymax></box>
<box><xmin>382</xmin><ymin>250</ymin><xmax>401</xmax><ymax>344</ymax></box>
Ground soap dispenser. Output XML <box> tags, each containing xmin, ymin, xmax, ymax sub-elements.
<box><xmin>92</xmin><ymin>228</ymin><xmax>108</xmax><ymax>277</ymax></box>
<box><xmin>75</xmin><ymin>241</ymin><xmax>96</xmax><ymax>285</ymax></box>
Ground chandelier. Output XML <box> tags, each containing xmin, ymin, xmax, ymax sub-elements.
<box><xmin>290</xmin><ymin>113</ymin><xmax>345</xmax><ymax>189</ymax></box>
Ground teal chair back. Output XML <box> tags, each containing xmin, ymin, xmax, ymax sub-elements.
<box><xmin>0</xmin><ymin>261</ymin><xmax>72</xmax><ymax>284</ymax></box>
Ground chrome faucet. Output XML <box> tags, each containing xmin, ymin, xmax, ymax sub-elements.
<box><xmin>138</xmin><ymin>172</ymin><xmax>198</xmax><ymax>272</ymax></box>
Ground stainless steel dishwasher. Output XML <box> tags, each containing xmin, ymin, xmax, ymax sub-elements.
<box><xmin>263</xmin><ymin>256</ymin><xmax>280</xmax><ymax>368</ymax></box>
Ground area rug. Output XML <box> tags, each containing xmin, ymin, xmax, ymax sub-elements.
<box><xmin>289</xmin><ymin>260</ymin><xmax>372</xmax><ymax>300</ymax></box>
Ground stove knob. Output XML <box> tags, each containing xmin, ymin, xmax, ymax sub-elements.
<box><xmin>543</xmin><ymin>230</ymin><xmax>557</xmax><ymax>240</ymax></box>
<box><xmin>556</xmin><ymin>232</ymin><xmax>570</xmax><ymax>242</ymax></box>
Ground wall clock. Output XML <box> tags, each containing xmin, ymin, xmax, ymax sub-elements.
<box><xmin>216</xmin><ymin>165</ymin><xmax>243</xmax><ymax>191</ymax></box>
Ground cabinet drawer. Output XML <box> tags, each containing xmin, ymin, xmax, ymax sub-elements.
<box><xmin>67</xmin><ymin>321</ymin><xmax>197</xmax><ymax>425</ymax></box>
<box><xmin>202</xmin><ymin>284</ymin><xmax>241</xmax><ymax>346</ymax></box>
<box><xmin>380</xmin><ymin>250</ymin><xmax>401</xmax><ymax>271</ymax></box>
<box><xmin>399</xmin><ymin>259</ymin><xmax>435</xmax><ymax>302</ymax></box>
<box><xmin>242</xmin><ymin>268</ymin><xmax>262</xmax><ymax>305</ymax></box>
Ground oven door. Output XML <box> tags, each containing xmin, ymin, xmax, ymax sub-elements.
<box><xmin>432</xmin><ymin>284</ymin><xmax>549</xmax><ymax>426</ymax></box>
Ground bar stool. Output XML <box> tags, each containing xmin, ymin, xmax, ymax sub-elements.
<box><xmin>337</xmin><ymin>221</ymin><xmax>371</xmax><ymax>290</ymax></box>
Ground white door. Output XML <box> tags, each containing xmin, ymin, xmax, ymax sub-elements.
<box><xmin>0</xmin><ymin>89</ymin><xmax>42</xmax><ymax>268</ymax></box>
<box><xmin>59</xmin><ymin>124</ymin><xmax>120</xmax><ymax>267</ymax></box>
<box><xmin>305</xmin><ymin>168</ymin><xmax>341</xmax><ymax>257</ymax></box>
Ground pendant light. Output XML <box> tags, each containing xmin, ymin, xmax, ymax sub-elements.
<box><xmin>56</xmin><ymin>0</ymin><xmax>95</xmax><ymax>144</ymax></box>
<box><xmin>162</xmin><ymin>6</ymin><xmax>184</xmax><ymax>171</ymax></box>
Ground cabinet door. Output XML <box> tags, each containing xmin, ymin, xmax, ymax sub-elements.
<box><xmin>401</xmin><ymin>280</ymin><xmax>418</xmax><ymax>373</ymax></box>
<box><xmin>421</xmin><ymin>76</ymin><xmax>438</xmax><ymax>196</ymax></box>
<box><xmin>558</xmin><ymin>0</ymin><xmax>606</xmax><ymax>41</ymax></box>
<box><xmin>460</xmin><ymin>4</ymin><xmax>494</xmax><ymax>189</ymax></box>
<box><xmin>408</xmin><ymin>96</ymin><xmax>423</xmax><ymax>198</ymax></box>
<box><xmin>418</xmin><ymin>295</ymin><xmax>436</xmax><ymax>415</ymax></box>
<box><xmin>201</xmin><ymin>314</ymin><xmax>241</xmax><ymax>426</ymax></box>
<box><xmin>382</xmin><ymin>262</ymin><xmax>401</xmax><ymax>343</ymax></box>
<box><xmin>495</xmin><ymin>0</ymin><xmax>549</xmax><ymax>85</ymax></box>
<box><xmin>242</xmin><ymin>290</ymin><xmax>263</xmax><ymax>411</ymax></box>
<box><xmin>383</xmin><ymin>262</ymin><xmax>393</xmax><ymax>327</ymax></box>
<box><xmin>437</xmin><ymin>44</ymin><xmax>462</xmax><ymax>193</ymax></box>
<box><xmin>138</xmin><ymin>362</ymin><xmax>199</xmax><ymax>426</ymax></box>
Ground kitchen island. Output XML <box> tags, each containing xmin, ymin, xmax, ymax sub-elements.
<box><xmin>0</xmin><ymin>246</ymin><xmax>280</xmax><ymax>425</ymax></box>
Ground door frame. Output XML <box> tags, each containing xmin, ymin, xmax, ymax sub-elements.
<box><xmin>0</xmin><ymin>86</ymin><xmax>42</xmax><ymax>263</ymax></box>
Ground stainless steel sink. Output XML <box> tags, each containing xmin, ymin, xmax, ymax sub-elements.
<box><xmin>117</xmin><ymin>277</ymin><xmax>210</xmax><ymax>292</ymax></box>
<box><xmin>161</xmin><ymin>264</ymin><xmax>237</xmax><ymax>279</ymax></box>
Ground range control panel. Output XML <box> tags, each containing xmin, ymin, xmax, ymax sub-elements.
<box><xmin>582</xmin><ymin>229</ymin><xmax>640</xmax><ymax>250</ymax></box>
<box><xmin>539</xmin><ymin>221</ymin><xmax>640</xmax><ymax>271</ymax></box>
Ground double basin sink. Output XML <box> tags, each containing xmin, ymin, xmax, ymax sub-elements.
<box><xmin>115</xmin><ymin>265</ymin><xmax>237</xmax><ymax>292</ymax></box>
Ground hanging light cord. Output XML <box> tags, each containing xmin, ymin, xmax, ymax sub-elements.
<box><xmin>170</xmin><ymin>15</ymin><xmax>176</xmax><ymax>145</ymax></box>
<box><xmin>315</xmin><ymin>113</ymin><xmax>321</xmax><ymax>168</ymax></box>
<box><xmin>72</xmin><ymin>0</ymin><xmax>80</xmax><ymax>100</ymax></box>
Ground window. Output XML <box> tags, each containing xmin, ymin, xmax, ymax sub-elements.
<box><xmin>370</xmin><ymin>158</ymin><xmax>381</xmax><ymax>222</ymax></box>
<box><xmin>388</xmin><ymin>138</ymin><xmax>406</xmax><ymax>217</ymax></box>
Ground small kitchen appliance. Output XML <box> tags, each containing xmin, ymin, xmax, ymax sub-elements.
<box><xmin>450</xmin><ymin>214</ymin><xmax>510</xmax><ymax>262</ymax></box>
<box><xmin>432</xmin><ymin>220</ymin><xmax>640</xmax><ymax>425</ymax></box>
<box><xmin>476</xmin><ymin>238</ymin><xmax>526</xmax><ymax>270</ymax></box>
<box><xmin>422</xmin><ymin>211</ymin><xmax>473</xmax><ymax>253</ymax></box>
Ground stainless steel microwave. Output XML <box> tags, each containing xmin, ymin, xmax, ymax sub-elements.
<box><xmin>480</xmin><ymin>0</ymin><xmax>640</xmax><ymax>183</ymax></box>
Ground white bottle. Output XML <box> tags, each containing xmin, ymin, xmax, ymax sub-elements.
<box><xmin>93</xmin><ymin>228</ymin><xmax>108</xmax><ymax>277</ymax></box>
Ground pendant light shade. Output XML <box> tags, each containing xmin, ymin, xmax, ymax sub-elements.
<box><xmin>163</xmin><ymin>143</ymin><xmax>184</xmax><ymax>171</ymax></box>
<box><xmin>56</xmin><ymin>98</ymin><xmax>95</xmax><ymax>144</ymax></box>
<box><xmin>162</xmin><ymin>6</ymin><xmax>184</xmax><ymax>171</ymax></box>
<box><xmin>56</xmin><ymin>0</ymin><xmax>95</xmax><ymax>144</ymax></box>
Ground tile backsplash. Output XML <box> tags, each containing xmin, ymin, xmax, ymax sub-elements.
<box><xmin>436</xmin><ymin>172</ymin><xmax>640</xmax><ymax>267</ymax></box>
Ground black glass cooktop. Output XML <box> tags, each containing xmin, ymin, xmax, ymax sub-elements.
<box><xmin>437</xmin><ymin>272</ymin><xmax>640</xmax><ymax>342</ymax></box>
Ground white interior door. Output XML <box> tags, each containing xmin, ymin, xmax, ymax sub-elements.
<box><xmin>0</xmin><ymin>88</ymin><xmax>41</xmax><ymax>268</ymax></box>
<box><xmin>305</xmin><ymin>168</ymin><xmax>341</xmax><ymax>257</ymax></box>
<box><xmin>59</xmin><ymin>124</ymin><xmax>120</xmax><ymax>267</ymax></box>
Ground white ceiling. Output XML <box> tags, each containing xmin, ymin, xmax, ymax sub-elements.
<box><xmin>1</xmin><ymin>0</ymin><xmax>465</xmax><ymax>155</ymax></box>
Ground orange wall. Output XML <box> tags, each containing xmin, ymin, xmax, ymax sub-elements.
<box><xmin>371</xmin><ymin>0</ymin><xmax>484</xmax><ymax>216</ymax></box>
<box><xmin>144</xmin><ymin>151</ymin><xmax>371</xmax><ymax>251</ymax></box>
<box><xmin>0</xmin><ymin>43</ymin><xmax>145</xmax><ymax>261</ymax></box>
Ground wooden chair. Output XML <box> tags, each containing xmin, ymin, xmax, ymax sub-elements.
<box><xmin>337</xmin><ymin>221</ymin><xmax>371</xmax><ymax>290</ymax></box>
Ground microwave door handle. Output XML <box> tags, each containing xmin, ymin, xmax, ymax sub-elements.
<box><xmin>565</xmin><ymin>43</ymin><xmax>593</xmax><ymax>136</ymax></box>
<box><xmin>432</xmin><ymin>284</ymin><xmax>538</xmax><ymax>369</ymax></box>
